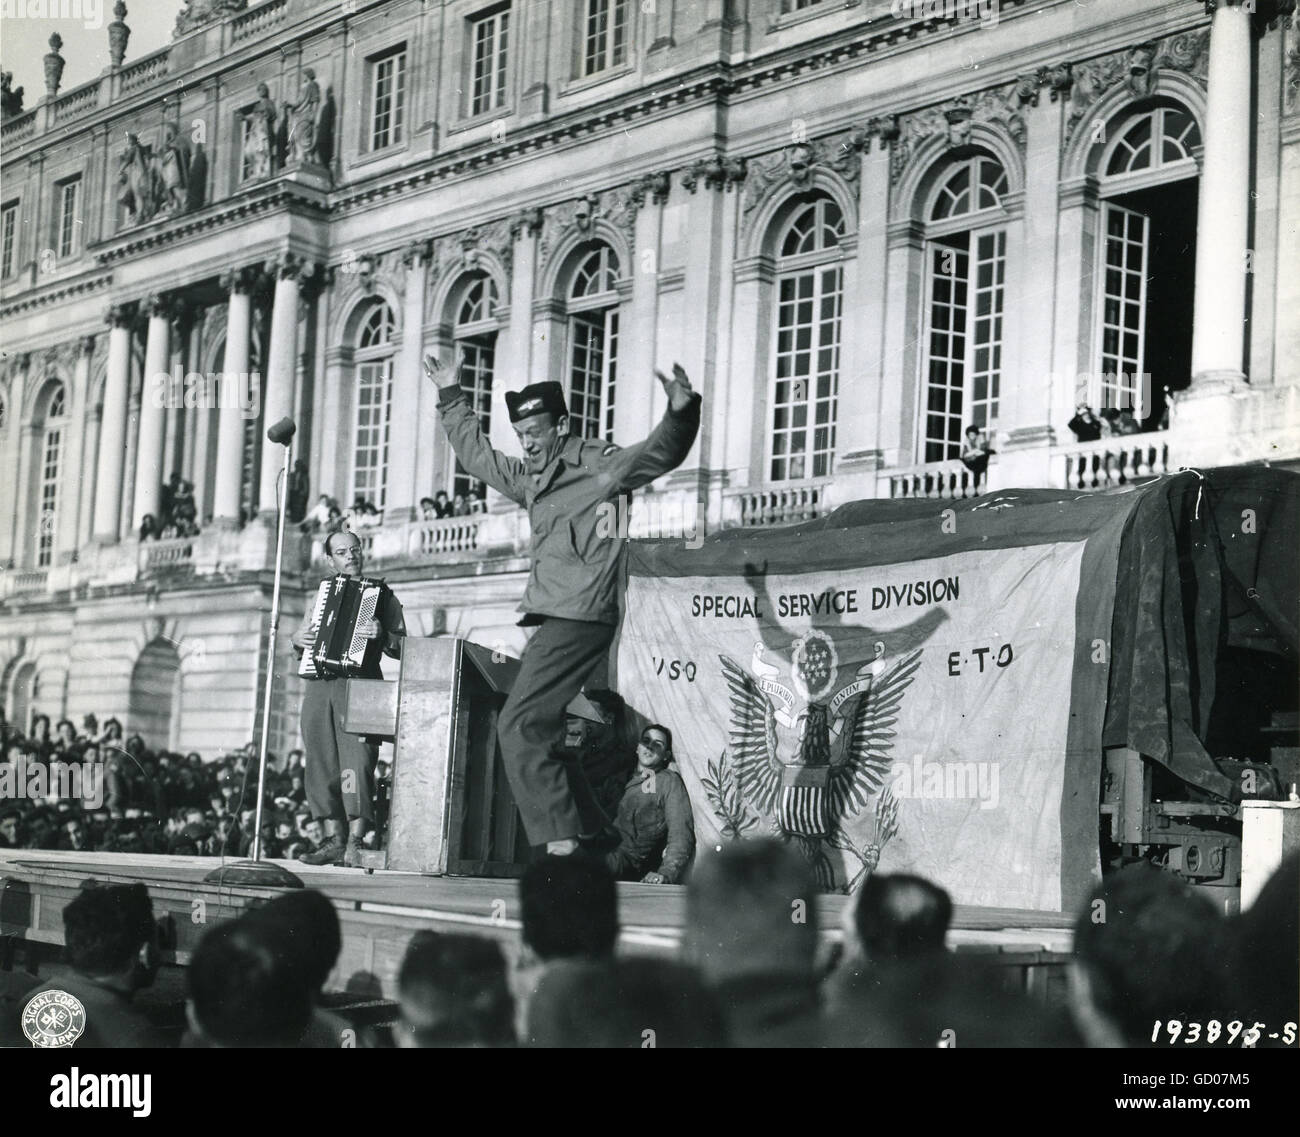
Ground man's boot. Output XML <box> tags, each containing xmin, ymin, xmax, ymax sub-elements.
<box><xmin>299</xmin><ymin>819</ymin><xmax>346</xmax><ymax>865</ymax></box>
<box><xmin>343</xmin><ymin>823</ymin><xmax>365</xmax><ymax>868</ymax></box>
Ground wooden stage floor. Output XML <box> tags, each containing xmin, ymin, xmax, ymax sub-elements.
<box><xmin>0</xmin><ymin>850</ymin><xmax>1074</xmax><ymax>1001</ymax></box>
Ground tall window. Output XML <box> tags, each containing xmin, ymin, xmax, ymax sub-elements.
<box><xmin>453</xmin><ymin>276</ymin><xmax>499</xmax><ymax>501</ymax></box>
<box><xmin>582</xmin><ymin>0</ymin><xmax>629</xmax><ymax>76</ymax></box>
<box><xmin>782</xmin><ymin>0</ymin><xmax>825</xmax><ymax>10</ymax></box>
<box><xmin>922</xmin><ymin>155</ymin><xmax>1008</xmax><ymax>462</ymax></box>
<box><xmin>370</xmin><ymin>48</ymin><xmax>407</xmax><ymax>150</ymax></box>
<box><xmin>566</xmin><ymin>245</ymin><xmax>620</xmax><ymax>441</ymax></box>
<box><xmin>1</xmin><ymin>202</ymin><xmax>16</xmax><ymax>278</ymax></box>
<box><xmin>770</xmin><ymin>197</ymin><xmax>844</xmax><ymax>482</ymax></box>
<box><xmin>1095</xmin><ymin>105</ymin><xmax>1201</xmax><ymax>420</ymax></box>
<box><xmin>57</xmin><ymin>179</ymin><xmax>80</xmax><ymax>259</ymax></box>
<box><xmin>38</xmin><ymin>383</ymin><xmax>67</xmax><ymax>568</ymax></box>
<box><xmin>470</xmin><ymin>6</ymin><xmax>511</xmax><ymax>116</ymax></box>
<box><xmin>352</xmin><ymin>301</ymin><xmax>396</xmax><ymax>510</ymax></box>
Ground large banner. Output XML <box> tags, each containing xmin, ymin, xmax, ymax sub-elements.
<box><xmin>617</xmin><ymin>494</ymin><xmax>1132</xmax><ymax>912</ymax></box>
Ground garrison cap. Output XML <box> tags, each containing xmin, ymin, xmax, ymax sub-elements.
<box><xmin>506</xmin><ymin>382</ymin><xmax>568</xmax><ymax>424</ymax></box>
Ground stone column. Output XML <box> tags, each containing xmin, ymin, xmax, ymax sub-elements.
<box><xmin>13</xmin><ymin>424</ymin><xmax>37</xmax><ymax>566</ymax></box>
<box><xmin>1189</xmin><ymin>0</ymin><xmax>1254</xmax><ymax>387</ymax></box>
<box><xmin>620</xmin><ymin>174</ymin><xmax>669</xmax><ymax>448</ymax></box>
<box><xmin>77</xmin><ymin>339</ymin><xmax>103</xmax><ymax>550</ymax></box>
<box><xmin>878</xmin><ymin>220</ymin><xmax>927</xmax><ymax>472</ymax></box>
<box><xmin>387</xmin><ymin>244</ymin><xmax>430</xmax><ymax>521</ymax></box>
<box><xmin>57</xmin><ymin>337</ymin><xmax>95</xmax><ymax>562</ymax></box>
<box><xmin>997</xmin><ymin>73</ymin><xmax>1067</xmax><ymax>489</ymax></box>
<box><xmin>835</xmin><ymin>125</ymin><xmax>894</xmax><ymax>495</ymax></box>
<box><xmin>2</xmin><ymin>353</ymin><xmax>32</xmax><ymax>564</ymax></box>
<box><xmin>258</xmin><ymin>254</ymin><xmax>317</xmax><ymax>516</ymax></box>
<box><xmin>92</xmin><ymin>304</ymin><xmax>134</xmax><ymax>542</ymax></box>
<box><xmin>131</xmin><ymin>294</ymin><xmax>173</xmax><ymax>529</ymax></box>
<box><xmin>213</xmin><ymin>268</ymin><xmax>255</xmax><ymax>525</ymax></box>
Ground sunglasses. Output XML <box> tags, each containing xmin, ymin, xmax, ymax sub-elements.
<box><xmin>639</xmin><ymin>735</ymin><xmax>668</xmax><ymax>754</ymax></box>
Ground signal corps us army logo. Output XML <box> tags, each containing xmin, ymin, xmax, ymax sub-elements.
<box><xmin>22</xmin><ymin>989</ymin><xmax>87</xmax><ymax>1048</ymax></box>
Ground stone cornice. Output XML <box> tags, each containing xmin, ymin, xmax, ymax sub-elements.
<box><xmin>90</xmin><ymin>181</ymin><xmax>329</xmax><ymax>268</ymax></box>
<box><xmin>0</xmin><ymin>271</ymin><xmax>113</xmax><ymax>322</ymax></box>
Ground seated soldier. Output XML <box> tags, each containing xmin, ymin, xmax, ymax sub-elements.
<box><xmin>551</xmin><ymin>690</ymin><xmax>635</xmax><ymax>836</ymax></box>
<box><xmin>603</xmin><ymin>723</ymin><xmax>695</xmax><ymax>885</ymax></box>
<box><xmin>2</xmin><ymin>882</ymin><xmax>164</xmax><ymax>1048</ymax></box>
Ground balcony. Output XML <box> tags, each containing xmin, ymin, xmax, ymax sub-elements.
<box><xmin>307</xmin><ymin>510</ymin><xmax>532</xmax><ymax>570</ymax></box>
<box><xmin>888</xmin><ymin>460</ymin><xmax>985</xmax><ymax>500</ymax></box>
<box><xmin>722</xmin><ymin>480</ymin><xmax>831</xmax><ymax>527</ymax></box>
<box><xmin>1050</xmin><ymin>432</ymin><xmax>1171</xmax><ymax>491</ymax></box>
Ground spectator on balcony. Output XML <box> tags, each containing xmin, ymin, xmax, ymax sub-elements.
<box><xmin>419</xmin><ymin>497</ymin><xmax>439</xmax><ymax>521</ymax></box>
<box><xmin>139</xmin><ymin>513</ymin><xmax>161</xmax><ymax>542</ymax></box>
<box><xmin>450</xmin><ymin>493</ymin><xmax>471</xmax><ymax>517</ymax></box>
<box><xmin>1098</xmin><ymin>407</ymin><xmax>1122</xmax><ymax>437</ymax></box>
<box><xmin>1068</xmin><ymin>404</ymin><xmax>1103</xmax><ymax>443</ymax></box>
<box><xmin>959</xmin><ymin>426</ymin><xmax>993</xmax><ymax>487</ymax></box>
<box><xmin>1116</xmin><ymin>405</ymin><xmax>1141</xmax><ymax>436</ymax></box>
<box><xmin>434</xmin><ymin>490</ymin><xmax>452</xmax><ymax>517</ymax></box>
<box><xmin>287</xmin><ymin>460</ymin><xmax>310</xmax><ymax>524</ymax></box>
<box><xmin>301</xmin><ymin>494</ymin><xmax>335</xmax><ymax>533</ymax></box>
<box><xmin>54</xmin><ymin>718</ymin><xmax>78</xmax><ymax>753</ymax></box>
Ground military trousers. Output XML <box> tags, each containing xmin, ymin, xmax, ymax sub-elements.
<box><xmin>497</xmin><ymin>617</ymin><xmax>615</xmax><ymax>846</ymax></box>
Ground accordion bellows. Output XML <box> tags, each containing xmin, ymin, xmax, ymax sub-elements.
<box><xmin>300</xmin><ymin>575</ymin><xmax>382</xmax><ymax>678</ymax></box>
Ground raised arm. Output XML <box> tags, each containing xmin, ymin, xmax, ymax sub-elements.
<box><xmin>604</xmin><ymin>363</ymin><xmax>702</xmax><ymax>492</ymax></box>
<box><xmin>425</xmin><ymin>352</ymin><xmax>528</xmax><ymax>505</ymax></box>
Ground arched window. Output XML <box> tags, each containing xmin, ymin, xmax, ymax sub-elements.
<box><xmin>351</xmin><ymin>300</ymin><xmax>396</xmax><ymax>511</ymax></box>
<box><xmin>921</xmin><ymin>154</ymin><xmax>1008</xmax><ymax>462</ymax></box>
<box><xmin>37</xmin><ymin>382</ymin><xmax>68</xmax><ymax>567</ymax></box>
<box><xmin>452</xmin><ymin>274</ymin><xmax>500</xmax><ymax>504</ymax></box>
<box><xmin>1093</xmin><ymin>104</ymin><xmax>1201</xmax><ymax>423</ymax></box>
<box><xmin>565</xmin><ymin>244</ymin><xmax>620</xmax><ymax>441</ymax></box>
<box><xmin>770</xmin><ymin>196</ymin><xmax>844</xmax><ymax>482</ymax></box>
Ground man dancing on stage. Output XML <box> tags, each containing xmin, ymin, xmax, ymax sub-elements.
<box><xmin>424</xmin><ymin>352</ymin><xmax>701</xmax><ymax>856</ymax></box>
<box><xmin>292</xmin><ymin>530</ymin><xmax>406</xmax><ymax>866</ymax></box>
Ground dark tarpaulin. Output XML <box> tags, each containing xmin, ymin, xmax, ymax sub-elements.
<box><xmin>1103</xmin><ymin>468</ymin><xmax>1300</xmax><ymax>801</ymax></box>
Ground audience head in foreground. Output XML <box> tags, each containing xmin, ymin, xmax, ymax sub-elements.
<box><xmin>396</xmin><ymin>931</ymin><xmax>515</xmax><ymax>1047</ymax></box>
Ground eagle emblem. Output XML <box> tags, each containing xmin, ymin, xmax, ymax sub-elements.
<box><xmin>705</xmin><ymin>638</ymin><xmax>923</xmax><ymax>891</ymax></box>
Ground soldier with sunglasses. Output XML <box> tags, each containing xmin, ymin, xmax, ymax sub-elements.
<box><xmin>603</xmin><ymin>724</ymin><xmax>696</xmax><ymax>885</ymax></box>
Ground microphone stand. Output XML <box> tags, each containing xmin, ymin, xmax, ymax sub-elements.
<box><xmin>206</xmin><ymin>425</ymin><xmax>303</xmax><ymax>888</ymax></box>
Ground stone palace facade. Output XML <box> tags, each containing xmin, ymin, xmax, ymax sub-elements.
<box><xmin>1</xmin><ymin>0</ymin><xmax>1297</xmax><ymax>756</ymax></box>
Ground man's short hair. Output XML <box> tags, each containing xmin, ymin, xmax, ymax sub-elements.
<box><xmin>1072</xmin><ymin>863</ymin><xmax>1226</xmax><ymax>1047</ymax></box>
<box><xmin>683</xmin><ymin>838</ymin><xmax>818</xmax><ymax>983</ymax></box>
<box><xmin>63</xmin><ymin>883</ymin><xmax>153</xmax><ymax>976</ymax></box>
<box><xmin>520</xmin><ymin>856</ymin><xmax>618</xmax><ymax>961</ymax></box>
<box><xmin>324</xmin><ymin>530</ymin><xmax>358</xmax><ymax>556</ymax></box>
<box><xmin>528</xmin><ymin>959</ymin><xmax>727</xmax><ymax>1048</ymax></box>
<box><xmin>189</xmin><ymin>920</ymin><xmax>313</xmax><ymax>1047</ymax></box>
<box><xmin>854</xmin><ymin>873</ymin><xmax>952</xmax><ymax>964</ymax></box>
<box><xmin>244</xmin><ymin>889</ymin><xmax>341</xmax><ymax>995</ymax></box>
<box><xmin>397</xmin><ymin>931</ymin><xmax>514</xmax><ymax>1047</ymax></box>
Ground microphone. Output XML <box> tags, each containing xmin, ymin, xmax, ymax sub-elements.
<box><xmin>267</xmin><ymin>418</ymin><xmax>296</xmax><ymax>445</ymax></box>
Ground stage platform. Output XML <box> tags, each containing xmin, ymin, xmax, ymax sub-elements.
<box><xmin>0</xmin><ymin>850</ymin><xmax>1075</xmax><ymax>1003</ymax></box>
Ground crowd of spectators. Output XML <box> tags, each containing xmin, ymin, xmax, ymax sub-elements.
<box><xmin>419</xmin><ymin>487</ymin><xmax>487</xmax><ymax>520</ymax></box>
<box><xmin>0</xmin><ymin>710</ymin><xmax>389</xmax><ymax>862</ymax></box>
<box><xmin>1</xmin><ymin>840</ymin><xmax>1293</xmax><ymax>1048</ymax></box>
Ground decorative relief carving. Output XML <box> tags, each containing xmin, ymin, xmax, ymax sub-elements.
<box><xmin>741</xmin><ymin>126</ymin><xmax>866</xmax><ymax>216</ymax></box>
<box><xmin>889</xmin><ymin>81</ymin><xmax>1030</xmax><ymax>184</ymax></box>
<box><xmin>1067</xmin><ymin>30</ymin><xmax>1211</xmax><ymax>136</ymax></box>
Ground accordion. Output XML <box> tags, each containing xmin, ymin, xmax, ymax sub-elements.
<box><xmin>299</xmin><ymin>575</ymin><xmax>382</xmax><ymax>678</ymax></box>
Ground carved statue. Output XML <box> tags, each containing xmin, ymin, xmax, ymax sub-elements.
<box><xmin>1</xmin><ymin>71</ymin><xmax>24</xmax><ymax>120</ymax></box>
<box><xmin>117</xmin><ymin>132</ymin><xmax>158</xmax><ymax>226</ymax></box>
<box><xmin>243</xmin><ymin>82</ymin><xmax>277</xmax><ymax>179</ymax></box>
<box><xmin>174</xmin><ymin>0</ymin><xmax>246</xmax><ymax>37</ymax></box>
<box><xmin>285</xmin><ymin>68</ymin><xmax>322</xmax><ymax>166</ymax></box>
<box><xmin>158</xmin><ymin>122</ymin><xmax>192</xmax><ymax>214</ymax></box>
